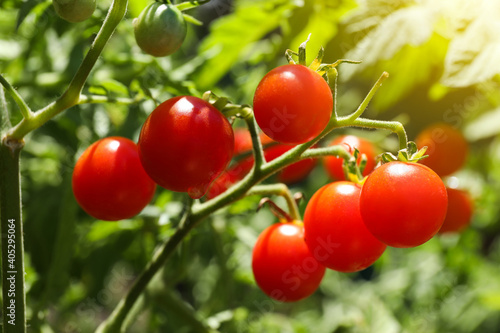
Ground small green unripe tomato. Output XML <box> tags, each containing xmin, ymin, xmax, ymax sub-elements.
<box><xmin>133</xmin><ymin>2</ymin><xmax>187</xmax><ymax>57</ymax></box>
<box><xmin>53</xmin><ymin>0</ymin><xmax>96</xmax><ymax>23</ymax></box>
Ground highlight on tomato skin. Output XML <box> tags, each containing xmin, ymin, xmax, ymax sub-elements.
<box><xmin>303</xmin><ymin>181</ymin><xmax>387</xmax><ymax>273</ymax></box>
<box><xmin>72</xmin><ymin>137</ymin><xmax>156</xmax><ymax>221</ymax></box>
<box><xmin>323</xmin><ymin>135</ymin><xmax>378</xmax><ymax>180</ymax></box>
<box><xmin>415</xmin><ymin>123</ymin><xmax>468</xmax><ymax>177</ymax></box>
<box><xmin>359</xmin><ymin>161</ymin><xmax>448</xmax><ymax>248</ymax></box>
<box><xmin>251</xmin><ymin>221</ymin><xmax>326</xmax><ymax>302</ymax></box>
<box><xmin>253</xmin><ymin>64</ymin><xmax>333</xmax><ymax>145</ymax></box>
<box><xmin>138</xmin><ymin>96</ymin><xmax>234</xmax><ymax>199</ymax></box>
<box><xmin>438</xmin><ymin>188</ymin><xmax>474</xmax><ymax>234</ymax></box>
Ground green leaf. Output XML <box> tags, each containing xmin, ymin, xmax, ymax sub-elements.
<box><xmin>194</xmin><ymin>1</ymin><xmax>296</xmax><ymax>90</ymax></box>
<box><xmin>441</xmin><ymin>5</ymin><xmax>500</xmax><ymax>87</ymax></box>
<box><xmin>89</xmin><ymin>79</ymin><xmax>130</xmax><ymax>96</ymax></box>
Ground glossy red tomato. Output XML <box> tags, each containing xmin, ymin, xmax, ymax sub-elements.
<box><xmin>323</xmin><ymin>135</ymin><xmax>377</xmax><ymax>180</ymax></box>
<box><xmin>415</xmin><ymin>123</ymin><xmax>468</xmax><ymax>177</ymax></box>
<box><xmin>138</xmin><ymin>96</ymin><xmax>234</xmax><ymax>199</ymax></box>
<box><xmin>252</xmin><ymin>221</ymin><xmax>326</xmax><ymax>302</ymax></box>
<box><xmin>360</xmin><ymin>161</ymin><xmax>448</xmax><ymax>248</ymax></box>
<box><xmin>72</xmin><ymin>137</ymin><xmax>156</xmax><ymax>221</ymax></box>
<box><xmin>439</xmin><ymin>188</ymin><xmax>473</xmax><ymax>234</ymax></box>
<box><xmin>303</xmin><ymin>181</ymin><xmax>386</xmax><ymax>272</ymax></box>
<box><xmin>253</xmin><ymin>64</ymin><xmax>333</xmax><ymax>145</ymax></box>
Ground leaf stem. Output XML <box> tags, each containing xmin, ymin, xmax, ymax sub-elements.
<box><xmin>77</xmin><ymin>94</ymin><xmax>143</xmax><ymax>105</ymax></box>
<box><xmin>0</xmin><ymin>74</ymin><xmax>32</xmax><ymax>120</ymax></box>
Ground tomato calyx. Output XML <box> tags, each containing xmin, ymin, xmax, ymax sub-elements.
<box><xmin>341</xmin><ymin>147</ymin><xmax>368</xmax><ymax>185</ymax></box>
<box><xmin>380</xmin><ymin>141</ymin><xmax>428</xmax><ymax>164</ymax></box>
<box><xmin>202</xmin><ymin>91</ymin><xmax>253</xmax><ymax>119</ymax></box>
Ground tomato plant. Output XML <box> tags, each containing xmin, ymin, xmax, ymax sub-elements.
<box><xmin>415</xmin><ymin>123</ymin><xmax>468</xmax><ymax>177</ymax></box>
<box><xmin>323</xmin><ymin>135</ymin><xmax>377</xmax><ymax>180</ymax></box>
<box><xmin>133</xmin><ymin>2</ymin><xmax>187</xmax><ymax>57</ymax></box>
<box><xmin>138</xmin><ymin>96</ymin><xmax>234</xmax><ymax>199</ymax></box>
<box><xmin>253</xmin><ymin>64</ymin><xmax>333</xmax><ymax>144</ymax></box>
<box><xmin>72</xmin><ymin>137</ymin><xmax>156</xmax><ymax>221</ymax></box>
<box><xmin>303</xmin><ymin>181</ymin><xmax>386</xmax><ymax>272</ymax></box>
<box><xmin>439</xmin><ymin>188</ymin><xmax>473</xmax><ymax>234</ymax></box>
<box><xmin>252</xmin><ymin>221</ymin><xmax>326</xmax><ymax>302</ymax></box>
<box><xmin>360</xmin><ymin>161</ymin><xmax>448</xmax><ymax>248</ymax></box>
<box><xmin>52</xmin><ymin>0</ymin><xmax>96</xmax><ymax>23</ymax></box>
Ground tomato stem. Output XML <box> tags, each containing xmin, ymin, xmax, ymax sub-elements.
<box><xmin>345</xmin><ymin>71</ymin><xmax>389</xmax><ymax>122</ymax></box>
<box><xmin>0</xmin><ymin>139</ymin><xmax>27</xmax><ymax>333</ymax></box>
<box><xmin>249</xmin><ymin>184</ymin><xmax>301</xmax><ymax>221</ymax></box>
<box><xmin>0</xmin><ymin>74</ymin><xmax>33</xmax><ymax>121</ymax></box>
<box><xmin>5</xmin><ymin>0</ymin><xmax>129</xmax><ymax>141</ymax></box>
<box><xmin>77</xmin><ymin>94</ymin><xmax>143</xmax><ymax>105</ymax></box>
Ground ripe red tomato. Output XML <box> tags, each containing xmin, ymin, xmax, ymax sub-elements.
<box><xmin>138</xmin><ymin>96</ymin><xmax>234</xmax><ymax>199</ymax></box>
<box><xmin>360</xmin><ymin>161</ymin><xmax>448</xmax><ymax>248</ymax></box>
<box><xmin>439</xmin><ymin>188</ymin><xmax>473</xmax><ymax>234</ymax></box>
<box><xmin>253</xmin><ymin>64</ymin><xmax>333</xmax><ymax>145</ymax></box>
<box><xmin>252</xmin><ymin>221</ymin><xmax>326</xmax><ymax>302</ymax></box>
<box><xmin>415</xmin><ymin>123</ymin><xmax>468</xmax><ymax>177</ymax></box>
<box><xmin>72</xmin><ymin>137</ymin><xmax>156</xmax><ymax>221</ymax></box>
<box><xmin>323</xmin><ymin>135</ymin><xmax>377</xmax><ymax>180</ymax></box>
<box><xmin>133</xmin><ymin>2</ymin><xmax>187</xmax><ymax>57</ymax></box>
<box><xmin>303</xmin><ymin>181</ymin><xmax>386</xmax><ymax>272</ymax></box>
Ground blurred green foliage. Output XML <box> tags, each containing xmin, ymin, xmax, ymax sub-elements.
<box><xmin>2</xmin><ymin>0</ymin><xmax>500</xmax><ymax>332</ymax></box>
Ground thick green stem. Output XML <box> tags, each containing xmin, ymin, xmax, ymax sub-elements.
<box><xmin>247</xmin><ymin>184</ymin><xmax>301</xmax><ymax>221</ymax></box>
<box><xmin>5</xmin><ymin>0</ymin><xmax>129</xmax><ymax>141</ymax></box>
<box><xmin>337</xmin><ymin>116</ymin><xmax>408</xmax><ymax>150</ymax></box>
<box><xmin>0</xmin><ymin>139</ymin><xmax>26</xmax><ymax>333</ymax></box>
<box><xmin>244</xmin><ymin>112</ymin><xmax>266</xmax><ymax>172</ymax></box>
<box><xmin>0</xmin><ymin>75</ymin><xmax>32</xmax><ymax>120</ymax></box>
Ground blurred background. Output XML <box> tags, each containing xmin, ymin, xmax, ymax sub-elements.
<box><xmin>1</xmin><ymin>0</ymin><xmax>500</xmax><ymax>331</ymax></box>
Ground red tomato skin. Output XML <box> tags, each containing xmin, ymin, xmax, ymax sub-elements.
<box><xmin>252</xmin><ymin>222</ymin><xmax>326</xmax><ymax>302</ymax></box>
<box><xmin>304</xmin><ymin>181</ymin><xmax>386</xmax><ymax>273</ymax></box>
<box><xmin>323</xmin><ymin>135</ymin><xmax>377</xmax><ymax>180</ymax></box>
<box><xmin>416</xmin><ymin>123</ymin><xmax>468</xmax><ymax>177</ymax></box>
<box><xmin>439</xmin><ymin>188</ymin><xmax>473</xmax><ymax>234</ymax></box>
<box><xmin>360</xmin><ymin>162</ymin><xmax>448</xmax><ymax>248</ymax></box>
<box><xmin>138</xmin><ymin>96</ymin><xmax>234</xmax><ymax>198</ymax></box>
<box><xmin>72</xmin><ymin>137</ymin><xmax>156</xmax><ymax>221</ymax></box>
<box><xmin>253</xmin><ymin>64</ymin><xmax>333</xmax><ymax>145</ymax></box>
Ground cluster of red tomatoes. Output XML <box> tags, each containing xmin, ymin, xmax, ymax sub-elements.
<box><xmin>71</xmin><ymin>62</ymin><xmax>473</xmax><ymax>303</ymax></box>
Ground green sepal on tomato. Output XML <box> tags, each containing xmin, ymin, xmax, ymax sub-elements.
<box><xmin>323</xmin><ymin>135</ymin><xmax>377</xmax><ymax>181</ymax></box>
<box><xmin>133</xmin><ymin>2</ymin><xmax>187</xmax><ymax>57</ymax></box>
<box><xmin>53</xmin><ymin>0</ymin><xmax>96</xmax><ymax>23</ymax></box>
<box><xmin>138</xmin><ymin>96</ymin><xmax>234</xmax><ymax>199</ymax></box>
<box><xmin>72</xmin><ymin>137</ymin><xmax>156</xmax><ymax>221</ymax></box>
<box><xmin>252</xmin><ymin>220</ymin><xmax>326</xmax><ymax>302</ymax></box>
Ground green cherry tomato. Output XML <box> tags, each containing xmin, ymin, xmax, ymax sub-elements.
<box><xmin>133</xmin><ymin>2</ymin><xmax>187</xmax><ymax>57</ymax></box>
<box><xmin>53</xmin><ymin>0</ymin><xmax>96</xmax><ymax>23</ymax></box>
